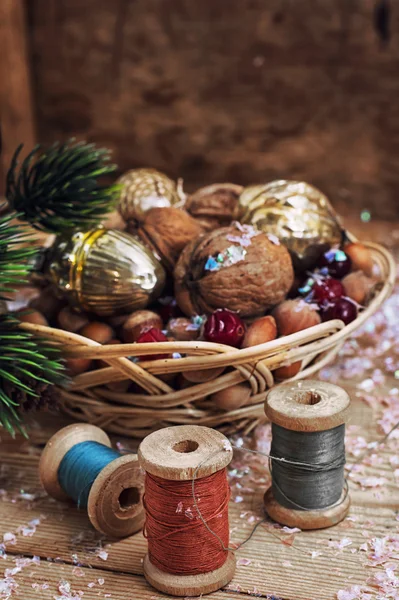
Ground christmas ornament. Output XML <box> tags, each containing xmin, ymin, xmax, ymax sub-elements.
<box><xmin>238</xmin><ymin>180</ymin><xmax>343</xmax><ymax>269</ymax></box>
<box><xmin>174</xmin><ymin>223</ymin><xmax>294</xmax><ymax>318</ymax></box>
<box><xmin>203</xmin><ymin>308</ymin><xmax>246</xmax><ymax>347</ymax></box>
<box><xmin>317</xmin><ymin>248</ymin><xmax>351</xmax><ymax>279</ymax></box>
<box><xmin>117</xmin><ymin>168</ymin><xmax>182</xmax><ymax>223</ymax></box>
<box><xmin>41</xmin><ymin>228</ymin><xmax>165</xmax><ymax>316</ymax></box>
<box><xmin>6</xmin><ymin>141</ymin><xmax>166</xmax><ymax>317</ymax></box>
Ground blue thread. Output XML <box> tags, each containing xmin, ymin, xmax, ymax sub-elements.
<box><xmin>58</xmin><ymin>441</ymin><xmax>120</xmax><ymax>509</ymax></box>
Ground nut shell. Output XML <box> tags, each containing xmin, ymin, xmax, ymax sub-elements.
<box><xmin>137</xmin><ymin>207</ymin><xmax>204</xmax><ymax>272</ymax></box>
<box><xmin>211</xmin><ymin>383</ymin><xmax>252</xmax><ymax>411</ymax></box>
<box><xmin>186</xmin><ymin>183</ymin><xmax>243</xmax><ymax>231</ymax></box>
<box><xmin>342</xmin><ymin>271</ymin><xmax>375</xmax><ymax>305</ymax></box>
<box><xmin>273</xmin><ymin>299</ymin><xmax>321</xmax><ymax>336</ymax></box>
<box><xmin>166</xmin><ymin>317</ymin><xmax>200</xmax><ymax>341</ymax></box>
<box><xmin>242</xmin><ymin>316</ymin><xmax>277</xmax><ymax>348</ymax></box>
<box><xmin>174</xmin><ymin>225</ymin><xmax>294</xmax><ymax>318</ymax></box>
<box><xmin>344</xmin><ymin>242</ymin><xmax>374</xmax><ymax>277</ymax></box>
<box><xmin>122</xmin><ymin>310</ymin><xmax>163</xmax><ymax>343</ymax></box>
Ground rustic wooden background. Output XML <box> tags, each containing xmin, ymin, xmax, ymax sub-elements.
<box><xmin>1</xmin><ymin>0</ymin><xmax>399</xmax><ymax>219</ymax></box>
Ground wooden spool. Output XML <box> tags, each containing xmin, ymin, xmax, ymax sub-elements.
<box><xmin>264</xmin><ymin>380</ymin><xmax>351</xmax><ymax>530</ymax></box>
<box><xmin>138</xmin><ymin>424</ymin><xmax>236</xmax><ymax>597</ymax></box>
<box><xmin>39</xmin><ymin>423</ymin><xmax>145</xmax><ymax>538</ymax></box>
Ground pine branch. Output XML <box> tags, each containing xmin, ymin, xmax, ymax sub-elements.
<box><xmin>6</xmin><ymin>140</ymin><xmax>120</xmax><ymax>234</ymax></box>
<box><xmin>0</xmin><ymin>315</ymin><xmax>66</xmax><ymax>436</ymax></box>
<box><xmin>0</xmin><ymin>212</ymin><xmax>67</xmax><ymax>436</ymax></box>
<box><xmin>0</xmin><ymin>213</ymin><xmax>36</xmax><ymax>300</ymax></box>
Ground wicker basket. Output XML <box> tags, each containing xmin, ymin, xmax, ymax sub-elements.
<box><xmin>21</xmin><ymin>238</ymin><xmax>396</xmax><ymax>438</ymax></box>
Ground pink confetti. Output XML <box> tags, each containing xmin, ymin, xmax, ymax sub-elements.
<box><xmin>176</xmin><ymin>502</ymin><xmax>183</xmax><ymax>514</ymax></box>
<box><xmin>281</xmin><ymin>526</ymin><xmax>301</xmax><ymax>534</ymax></box>
<box><xmin>328</xmin><ymin>537</ymin><xmax>353</xmax><ymax>551</ymax></box>
<box><xmin>2</xmin><ymin>534</ymin><xmax>15</xmax><ymax>546</ymax></box>
<box><xmin>95</xmin><ymin>549</ymin><xmax>108</xmax><ymax>561</ymax></box>
<box><xmin>98</xmin><ymin>578</ymin><xmax>104</xmax><ymax>585</ymax></box>
<box><xmin>237</xmin><ymin>558</ymin><xmax>251</xmax><ymax>566</ymax></box>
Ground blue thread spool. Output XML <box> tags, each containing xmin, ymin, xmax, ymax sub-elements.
<box><xmin>40</xmin><ymin>423</ymin><xmax>144</xmax><ymax>538</ymax></box>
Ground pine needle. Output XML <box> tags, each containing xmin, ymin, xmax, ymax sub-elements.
<box><xmin>6</xmin><ymin>140</ymin><xmax>120</xmax><ymax>233</ymax></box>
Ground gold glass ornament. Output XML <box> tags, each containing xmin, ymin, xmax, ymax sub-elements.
<box><xmin>117</xmin><ymin>168</ymin><xmax>182</xmax><ymax>223</ymax></box>
<box><xmin>43</xmin><ymin>229</ymin><xmax>166</xmax><ymax>316</ymax></box>
<box><xmin>238</xmin><ymin>180</ymin><xmax>343</xmax><ymax>269</ymax></box>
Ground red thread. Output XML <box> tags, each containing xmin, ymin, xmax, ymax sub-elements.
<box><xmin>143</xmin><ymin>470</ymin><xmax>230</xmax><ymax>575</ymax></box>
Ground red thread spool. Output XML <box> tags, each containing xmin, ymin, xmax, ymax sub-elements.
<box><xmin>138</xmin><ymin>425</ymin><xmax>236</xmax><ymax>597</ymax></box>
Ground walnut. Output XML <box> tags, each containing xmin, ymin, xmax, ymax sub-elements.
<box><xmin>133</xmin><ymin>207</ymin><xmax>204</xmax><ymax>272</ymax></box>
<box><xmin>174</xmin><ymin>224</ymin><xmax>294</xmax><ymax>318</ymax></box>
<box><xmin>185</xmin><ymin>183</ymin><xmax>243</xmax><ymax>231</ymax></box>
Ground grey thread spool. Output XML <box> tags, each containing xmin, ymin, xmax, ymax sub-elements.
<box><xmin>264</xmin><ymin>380</ymin><xmax>351</xmax><ymax>530</ymax></box>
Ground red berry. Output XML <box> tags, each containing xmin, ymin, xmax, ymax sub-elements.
<box><xmin>136</xmin><ymin>327</ymin><xmax>169</xmax><ymax>360</ymax></box>
<box><xmin>321</xmin><ymin>298</ymin><xmax>358</xmax><ymax>325</ymax></box>
<box><xmin>318</xmin><ymin>249</ymin><xmax>351</xmax><ymax>279</ymax></box>
<box><xmin>204</xmin><ymin>309</ymin><xmax>246</xmax><ymax>348</ymax></box>
<box><xmin>312</xmin><ymin>278</ymin><xmax>345</xmax><ymax>305</ymax></box>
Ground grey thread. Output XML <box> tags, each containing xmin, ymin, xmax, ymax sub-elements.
<box><xmin>190</xmin><ymin>417</ymin><xmax>399</xmax><ymax>553</ymax></box>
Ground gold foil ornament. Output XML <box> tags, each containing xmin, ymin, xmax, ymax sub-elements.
<box><xmin>238</xmin><ymin>180</ymin><xmax>343</xmax><ymax>269</ymax></box>
<box><xmin>117</xmin><ymin>168</ymin><xmax>182</xmax><ymax>223</ymax></box>
<box><xmin>44</xmin><ymin>229</ymin><xmax>165</xmax><ymax>316</ymax></box>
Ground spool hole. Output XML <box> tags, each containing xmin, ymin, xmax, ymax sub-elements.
<box><xmin>173</xmin><ymin>440</ymin><xmax>199</xmax><ymax>453</ymax></box>
<box><xmin>294</xmin><ymin>391</ymin><xmax>321</xmax><ymax>405</ymax></box>
<box><xmin>118</xmin><ymin>487</ymin><xmax>140</xmax><ymax>510</ymax></box>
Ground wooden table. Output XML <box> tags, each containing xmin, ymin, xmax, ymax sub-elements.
<box><xmin>0</xmin><ymin>217</ymin><xmax>397</xmax><ymax>600</ymax></box>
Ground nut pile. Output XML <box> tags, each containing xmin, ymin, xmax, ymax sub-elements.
<box><xmin>13</xmin><ymin>174</ymin><xmax>382</xmax><ymax>413</ymax></box>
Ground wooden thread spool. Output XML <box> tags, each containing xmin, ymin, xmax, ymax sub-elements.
<box><xmin>39</xmin><ymin>423</ymin><xmax>145</xmax><ymax>538</ymax></box>
<box><xmin>264</xmin><ymin>380</ymin><xmax>351</xmax><ymax>530</ymax></box>
<box><xmin>138</xmin><ymin>425</ymin><xmax>236</xmax><ymax>597</ymax></box>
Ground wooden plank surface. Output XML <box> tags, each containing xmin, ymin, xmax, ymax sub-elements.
<box><xmin>0</xmin><ymin>382</ymin><xmax>397</xmax><ymax>600</ymax></box>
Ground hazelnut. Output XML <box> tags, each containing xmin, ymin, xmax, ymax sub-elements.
<box><xmin>122</xmin><ymin>310</ymin><xmax>163</xmax><ymax>343</ymax></box>
<box><xmin>58</xmin><ymin>306</ymin><xmax>90</xmax><ymax>333</ymax></box>
<box><xmin>137</xmin><ymin>207</ymin><xmax>204</xmax><ymax>272</ymax></box>
<box><xmin>167</xmin><ymin>317</ymin><xmax>200</xmax><ymax>341</ymax></box>
<box><xmin>242</xmin><ymin>316</ymin><xmax>277</xmax><ymax>348</ymax></box>
<box><xmin>102</xmin><ymin>210</ymin><xmax>126</xmax><ymax>231</ymax></box>
<box><xmin>272</xmin><ymin>299</ymin><xmax>321</xmax><ymax>337</ymax></box>
<box><xmin>185</xmin><ymin>183</ymin><xmax>243</xmax><ymax>231</ymax></box>
<box><xmin>344</xmin><ymin>242</ymin><xmax>374</xmax><ymax>277</ymax></box>
<box><xmin>174</xmin><ymin>224</ymin><xmax>294</xmax><ymax>318</ymax></box>
<box><xmin>274</xmin><ymin>362</ymin><xmax>302</xmax><ymax>380</ymax></box>
<box><xmin>182</xmin><ymin>367</ymin><xmax>224</xmax><ymax>383</ymax></box>
<box><xmin>66</xmin><ymin>357</ymin><xmax>92</xmax><ymax>376</ymax></box>
<box><xmin>79</xmin><ymin>322</ymin><xmax>115</xmax><ymax>344</ymax></box>
<box><xmin>28</xmin><ymin>288</ymin><xmax>65</xmax><ymax>321</ymax></box>
<box><xmin>210</xmin><ymin>383</ymin><xmax>252</xmax><ymax>411</ymax></box>
<box><xmin>342</xmin><ymin>271</ymin><xmax>375</xmax><ymax>305</ymax></box>
<box><xmin>15</xmin><ymin>308</ymin><xmax>48</xmax><ymax>327</ymax></box>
